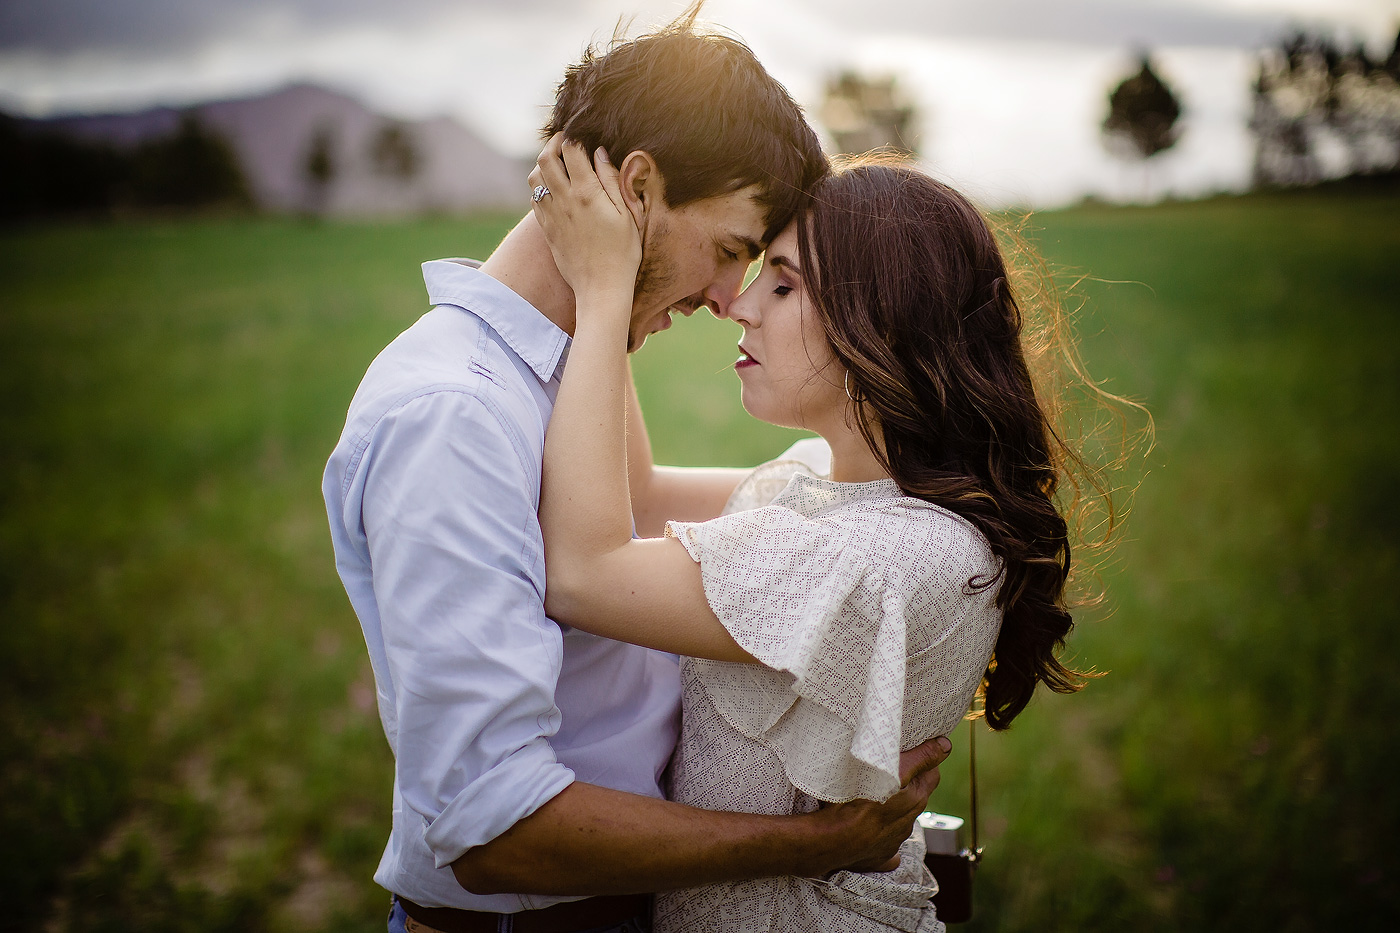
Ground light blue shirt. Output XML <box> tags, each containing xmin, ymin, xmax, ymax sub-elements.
<box><xmin>324</xmin><ymin>260</ymin><xmax>682</xmax><ymax>910</ymax></box>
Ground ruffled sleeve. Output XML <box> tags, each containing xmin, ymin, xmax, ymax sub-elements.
<box><xmin>666</xmin><ymin>506</ymin><xmax>917</xmax><ymax>803</ymax></box>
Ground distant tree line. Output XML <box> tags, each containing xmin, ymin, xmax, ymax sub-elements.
<box><xmin>1</xmin><ymin>106</ymin><xmax>428</xmax><ymax>222</ymax></box>
<box><xmin>819</xmin><ymin>28</ymin><xmax>1398</xmax><ymax>202</ymax></box>
<box><xmin>1250</xmin><ymin>28</ymin><xmax>1400</xmax><ymax>186</ymax></box>
<box><xmin>0</xmin><ymin>114</ymin><xmax>251</xmax><ymax>221</ymax></box>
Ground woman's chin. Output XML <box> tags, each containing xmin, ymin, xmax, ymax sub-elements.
<box><xmin>739</xmin><ymin>391</ymin><xmax>800</xmax><ymax>431</ymax></box>
<box><xmin>737</xmin><ymin>390</ymin><xmax>766</xmax><ymax>423</ymax></box>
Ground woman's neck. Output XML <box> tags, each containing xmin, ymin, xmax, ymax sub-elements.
<box><xmin>822</xmin><ymin>420</ymin><xmax>891</xmax><ymax>484</ymax></box>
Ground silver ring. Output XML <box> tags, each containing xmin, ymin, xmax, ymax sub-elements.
<box><xmin>532</xmin><ymin>185</ymin><xmax>550</xmax><ymax>203</ymax></box>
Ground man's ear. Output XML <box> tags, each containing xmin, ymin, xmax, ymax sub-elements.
<box><xmin>616</xmin><ymin>150</ymin><xmax>665</xmax><ymax>231</ymax></box>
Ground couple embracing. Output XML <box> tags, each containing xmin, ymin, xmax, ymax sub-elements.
<box><xmin>324</xmin><ymin>7</ymin><xmax>1087</xmax><ymax>933</ymax></box>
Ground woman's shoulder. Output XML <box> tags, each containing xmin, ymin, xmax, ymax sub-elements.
<box><xmin>817</xmin><ymin>482</ymin><xmax>991</xmax><ymax>550</ymax></box>
<box><xmin>720</xmin><ymin>437</ymin><xmax>832</xmax><ymax>515</ymax></box>
<box><xmin>866</xmin><ymin>493</ymin><xmax>993</xmax><ymax>549</ymax></box>
<box><xmin>821</xmin><ymin>494</ymin><xmax>1001</xmax><ymax>603</ymax></box>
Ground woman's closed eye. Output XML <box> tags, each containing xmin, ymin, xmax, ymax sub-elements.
<box><xmin>773</xmin><ymin>284</ymin><xmax>793</xmax><ymax>297</ymax></box>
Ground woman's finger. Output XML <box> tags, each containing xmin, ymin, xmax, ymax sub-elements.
<box><xmin>592</xmin><ymin>148</ymin><xmax>628</xmax><ymax>214</ymax></box>
<box><xmin>537</xmin><ymin>132</ymin><xmax>566</xmax><ymax>179</ymax></box>
<box><xmin>535</xmin><ymin>137</ymin><xmax>572</xmax><ymax>198</ymax></box>
<box><xmin>559</xmin><ymin>140</ymin><xmax>601</xmax><ymax>198</ymax></box>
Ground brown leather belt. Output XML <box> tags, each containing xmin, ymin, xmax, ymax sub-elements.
<box><xmin>397</xmin><ymin>894</ymin><xmax>650</xmax><ymax>933</ymax></box>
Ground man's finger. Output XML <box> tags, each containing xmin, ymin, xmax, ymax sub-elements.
<box><xmin>898</xmin><ymin>735</ymin><xmax>952</xmax><ymax>786</ymax></box>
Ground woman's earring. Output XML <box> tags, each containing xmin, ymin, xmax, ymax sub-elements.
<box><xmin>845</xmin><ymin>371</ymin><xmax>858</xmax><ymax>402</ymax></box>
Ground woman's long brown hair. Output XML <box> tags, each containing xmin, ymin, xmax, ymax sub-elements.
<box><xmin>797</xmin><ymin>159</ymin><xmax>1134</xmax><ymax>730</ymax></box>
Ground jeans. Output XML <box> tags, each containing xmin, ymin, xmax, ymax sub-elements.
<box><xmin>388</xmin><ymin>897</ymin><xmax>652</xmax><ymax>933</ymax></box>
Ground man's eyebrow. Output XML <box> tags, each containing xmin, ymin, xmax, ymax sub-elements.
<box><xmin>735</xmin><ymin>236</ymin><xmax>763</xmax><ymax>262</ymax></box>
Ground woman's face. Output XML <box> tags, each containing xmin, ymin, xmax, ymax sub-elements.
<box><xmin>720</xmin><ymin>221</ymin><xmax>846</xmax><ymax>431</ymax></box>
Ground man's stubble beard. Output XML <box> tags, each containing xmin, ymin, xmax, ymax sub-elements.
<box><xmin>627</xmin><ymin>222</ymin><xmax>677</xmax><ymax>352</ymax></box>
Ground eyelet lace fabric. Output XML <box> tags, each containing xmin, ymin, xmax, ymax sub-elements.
<box><xmin>655</xmin><ymin>444</ymin><xmax>1003</xmax><ymax>932</ymax></box>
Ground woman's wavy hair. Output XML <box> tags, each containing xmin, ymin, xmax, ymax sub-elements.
<box><xmin>797</xmin><ymin>158</ymin><xmax>1144</xmax><ymax>730</ymax></box>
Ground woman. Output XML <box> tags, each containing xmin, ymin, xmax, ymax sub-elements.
<box><xmin>529</xmin><ymin>140</ymin><xmax>1094</xmax><ymax>932</ymax></box>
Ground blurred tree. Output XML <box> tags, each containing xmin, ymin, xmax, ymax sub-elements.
<box><xmin>1102</xmin><ymin>55</ymin><xmax>1183</xmax><ymax>163</ymax></box>
<box><xmin>369</xmin><ymin>121</ymin><xmax>420</xmax><ymax>183</ymax></box>
<box><xmin>303</xmin><ymin>125</ymin><xmax>336</xmax><ymax>215</ymax></box>
<box><xmin>0</xmin><ymin>115</ymin><xmax>127</xmax><ymax>219</ymax></box>
<box><xmin>819</xmin><ymin>72</ymin><xmax>918</xmax><ymax>156</ymax></box>
<box><xmin>127</xmin><ymin>115</ymin><xmax>251</xmax><ymax>210</ymax></box>
<box><xmin>1250</xmin><ymin>29</ymin><xmax>1400</xmax><ymax>187</ymax></box>
<box><xmin>1</xmin><ymin>112</ymin><xmax>249</xmax><ymax>219</ymax></box>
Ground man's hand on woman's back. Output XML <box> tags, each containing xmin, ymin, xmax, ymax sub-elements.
<box><xmin>808</xmin><ymin>735</ymin><xmax>952</xmax><ymax>875</ymax></box>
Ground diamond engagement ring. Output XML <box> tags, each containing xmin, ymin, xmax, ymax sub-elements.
<box><xmin>532</xmin><ymin>185</ymin><xmax>550</xmax><ymax>202</ymax></box>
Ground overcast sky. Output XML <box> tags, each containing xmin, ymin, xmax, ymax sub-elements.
<box><xmin>2</xmin><ymin>0</ymin><xmax>1396</xmax><ymax>206</ymax></box>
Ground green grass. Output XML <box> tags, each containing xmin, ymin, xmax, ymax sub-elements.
<box><xmin>1</xmin><ymin>189</ymin><xmax>1396</xmax><ymax>931</ymax></box>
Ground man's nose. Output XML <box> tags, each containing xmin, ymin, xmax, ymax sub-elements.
<box><xmin>705</xmin><ymin>265</ymin><xmax>748</xmax><ymax>319</ymax></box>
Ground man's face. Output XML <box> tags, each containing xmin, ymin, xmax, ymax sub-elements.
<box><xmin>625</xmin><ymin>185</ymin><xmax>769</xmax><ymax>352</ymax></box>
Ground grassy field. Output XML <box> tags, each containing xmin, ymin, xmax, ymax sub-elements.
<box><xmin>1</xmin><ymin>187</ymin><xmax>1396</xmax><ymax>931</ymax></box>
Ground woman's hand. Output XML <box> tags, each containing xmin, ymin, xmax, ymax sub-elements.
<box><xmin>529</xmin><ymin>134</ymin><xmax>642</xmax><ymax>315</ymax></box>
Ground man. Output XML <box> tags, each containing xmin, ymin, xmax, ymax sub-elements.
<box><xmin>323</xmin><ymin>9</ymin><xmax>949</xmax><ymax>932</ymax></box>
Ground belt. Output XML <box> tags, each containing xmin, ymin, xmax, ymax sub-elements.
<box><xmin>396</xmin><ymin>894</ymin><xmax>650</xmax><ymax>933</ymax></box>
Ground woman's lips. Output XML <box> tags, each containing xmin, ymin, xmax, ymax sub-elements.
<box><xmin>735</xmin><ymin>345</ymin><xmax>759</xmax><ymax>369</ymax></box>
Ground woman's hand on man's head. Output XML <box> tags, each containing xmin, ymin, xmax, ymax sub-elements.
<box><xmin>529</xmin><ymin>133</ymin><xmax>642</xmax><ymax>313</ymax></box>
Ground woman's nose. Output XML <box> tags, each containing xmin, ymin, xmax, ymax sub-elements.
<box><xmin>717</xmin><ymin>279</ymin><xmax>760</xmax><ymax>327</ymax></box>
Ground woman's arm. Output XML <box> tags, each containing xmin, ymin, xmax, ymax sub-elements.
<box><xmin>529</xmin><ymin>137</ymin><xmax>756</xmax><ymax>663</ymax></box>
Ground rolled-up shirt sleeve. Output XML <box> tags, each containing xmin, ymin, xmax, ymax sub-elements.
<box><xmin>358</xmin><ymin>388</ymin><xmax>573</xmax><ymax>867</ymax></box>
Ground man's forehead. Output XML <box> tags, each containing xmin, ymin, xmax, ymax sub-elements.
<box><xmin>712</xmin><ymin>186</ymin><xmax>771</xmax><ymax>253</ymax></box>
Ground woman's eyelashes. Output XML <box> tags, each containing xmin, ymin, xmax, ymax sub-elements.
<box><xmin>773</xmin><ymin>284</ymin><xmax>793</xmax><ymax>297</ymax></box>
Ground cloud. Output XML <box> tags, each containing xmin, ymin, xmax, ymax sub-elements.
<box><xmin>1</xmin><ymin>0</ymin><xmax>1364</xmax><ymax>56</ymax></box>
<box><xmin>0</xmin><ymin>0</ymin><xmax>576</xmax><ymax>53</ymax></box>
<box><xmin>799</xmin><ymin>0</ymin><xmax>1286</xmax><ymax>48</ymax></box>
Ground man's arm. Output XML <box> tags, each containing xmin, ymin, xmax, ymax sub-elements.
<box><xmin>453</xmin><ymin>737</ymin><xmax>950</xmax><ymax>895</ymax></box>
<box><xmin>359</xmin><ymin>390</ymin><xmax>580</xmax><ymax>868</ymax></box>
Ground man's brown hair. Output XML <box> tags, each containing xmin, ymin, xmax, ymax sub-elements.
<box><xmin>543</xmin><ymin>2</ymin><xmax>827</xmax><ymax>243</ymax></box>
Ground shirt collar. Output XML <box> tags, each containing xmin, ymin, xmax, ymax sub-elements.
<box><xmin>422</xmin><ymin>258</ymin><xmax>570</xmax><ymax>381</ymax></box>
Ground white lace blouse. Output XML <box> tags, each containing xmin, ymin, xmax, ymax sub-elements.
<box><xmin>655</xmin><ymin>441</ymin><xmax>1003</xmax><ymax>933</ymax></box>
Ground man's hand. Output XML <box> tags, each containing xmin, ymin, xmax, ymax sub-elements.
<box><xmin>810</xmin><ymin>735</ymin><xmax>952</xmax><ymax>875</ymax></box>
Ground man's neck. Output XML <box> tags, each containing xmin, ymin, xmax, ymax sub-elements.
<box><xmin>478</xmin><ymin>212</ymin><xmax>578</xmax><ymax>337</ymax></box>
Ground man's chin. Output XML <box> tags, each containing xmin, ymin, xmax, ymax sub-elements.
<box><xmin>627</xmin><ymin>316</ymin><xmax>675</xmax><ymax>352</ymax></box>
